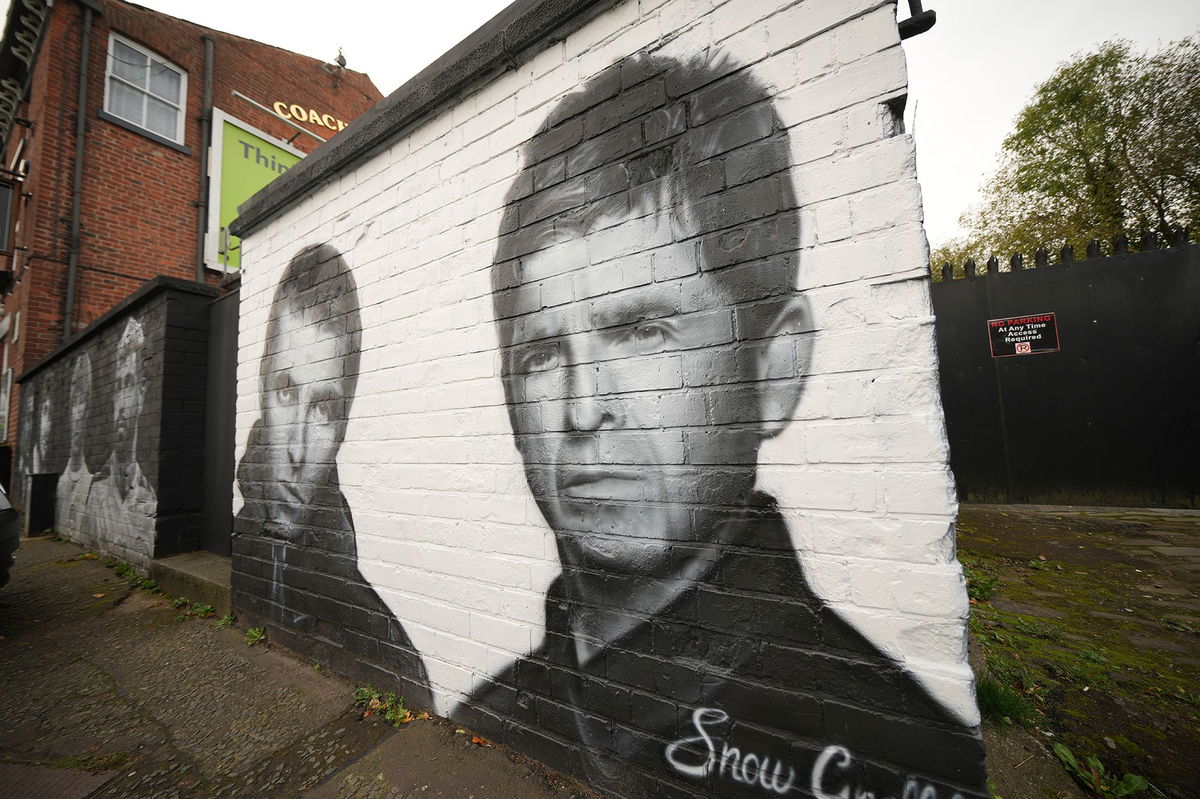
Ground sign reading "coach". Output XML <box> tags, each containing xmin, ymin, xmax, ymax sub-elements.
<box><xmin>271</xmin><ymin>102</ymin><xmax>347</xmax><ymax>132</ymax></box>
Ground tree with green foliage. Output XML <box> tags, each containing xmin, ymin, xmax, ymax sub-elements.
<box><xmin>933</xmin><ymin>35</ymin><xmax>1200</xmax><ymax>276</ymax></box>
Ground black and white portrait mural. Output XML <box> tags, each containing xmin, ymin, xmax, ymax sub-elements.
<box><xmin>232</xmin><ymin>243</ymin><xmax>429</xmax><ymax>704</ymax></box>
<box><xmin>56</xmin><ymin>352</ymin><xmax>94</xmax><ymax>533</ymax></box>
<box><xmin>17</xmin><ymin>308</ymin><xmax>164</xmax><ymax>563</ymax></box>
<box><xmin>81</xmin><ymin>317</ymin><xmax>157</xmax><ymax>550</ymax></box>
<box><xmin>445</xmin><ymin>51</ymin><xmax>985</xmax><ymax>797</ymax></box>
<box><xmin>232</xmin><ymin>3</ymin><xmax>987</xmax><ymax>798</ymax></box>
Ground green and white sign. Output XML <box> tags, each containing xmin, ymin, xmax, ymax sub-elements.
<box><xmin>206</xmin><ymin>109</ymin><xmax>304</xmax><ymax>272</ymax></box>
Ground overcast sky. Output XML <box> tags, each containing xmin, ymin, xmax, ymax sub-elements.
<box><xmin>10</xmin><ymin>0</ymin><xmax>1200</xmax><ymax>247</ymax></box>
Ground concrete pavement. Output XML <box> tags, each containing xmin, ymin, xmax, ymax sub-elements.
<box><xmin>0</xmin><ymin>536</ymin><xmax>598</xmax><ymax>799</ymax></box>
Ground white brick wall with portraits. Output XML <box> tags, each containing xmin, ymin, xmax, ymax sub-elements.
<box><xmin>231</xmin><ymin>1</ymin><xmax>987</xmax><ymax>796</ymax></box>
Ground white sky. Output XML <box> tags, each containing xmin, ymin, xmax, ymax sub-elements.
<box><xmin>9</xmin><ymin>0</ymin><xmax>1200</xmax><ymax>247</ymax></box>
<box><xmin>904</xmin><ymin>0</ymin><xmax>1200</xmax><ymax>246</ymax></box>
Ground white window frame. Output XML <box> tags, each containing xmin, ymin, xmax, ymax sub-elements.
<box><xmin>103</xmin><ymin>33</ymin><xmax>188</xmax><ymax>145</ymax></box>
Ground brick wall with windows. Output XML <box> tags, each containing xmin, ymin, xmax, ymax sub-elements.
<box><xmin>0</xmin><ymin>0</ymin><xmax>384</xmax><ymax>471</ymax></box>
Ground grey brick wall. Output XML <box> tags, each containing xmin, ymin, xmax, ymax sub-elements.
<box><xmin>16</xmin><ymin>277</ymin><xmax>216</xmax><ymax>567</ymax></box>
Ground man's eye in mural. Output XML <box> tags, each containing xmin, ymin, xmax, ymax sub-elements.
<box><xmin>612</xmin><ymin>319</ymin><xmax>676</xmax><ymax>354</ymax></box>
<box><xmin>274</xmin><ymin>384</ymin><xmax>299</xmax><ymax>405</ymax></box>
<box><xmin>309</xmin><ymin>399</ymin><xmax>334</xmax><ymax>423</ymax></box>
<box><xmin>513</xmin><ymin>341</ymin><xmax>559</xmax><ymax>374</ymax></box>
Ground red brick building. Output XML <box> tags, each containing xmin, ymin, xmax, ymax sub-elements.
<box><xmin>0</xmin><ymin>0</ymin><xmax>383</xmax><ymax>476</ymax></box>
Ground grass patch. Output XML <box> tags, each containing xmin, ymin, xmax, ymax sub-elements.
<box><xmin>960</xmin><ymin>554</ymin><xmax>1000</xmax><ymax>601</ymax></box>
<box><xmin>107</xmin><ymin>559</ymin><xmax>158</xmax><ymax>592</ymax></box>
<box><xmin>958</xmin><ymin>529</ymin><xmax>1198</xmax><ymax>797</ymax></box>
<box><xmin>976</xmin><ymin>674</ymin><xmax>1035</xmax><ymax>726</ymax></box>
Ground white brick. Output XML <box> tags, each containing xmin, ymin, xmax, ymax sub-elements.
<box><xmin>880</xmin><ymin>467</ymin><xmax>958</xmax><ymax>514</ymax></box>
<box><xmin>850</xmin><ymin>176</ymin><xmax>923</xmax><ymax>235</ymax></box>
<box><xmin>804</xmin><ymin>417</ymin><xmax>949</xmax><ymax>464</ymax></box>
<box><xmin>470</xmin><ymin>612</ymin><xmax>532</xmax><ymax>653</ymax></box>
<box><xmin>230</xmin><ymin>0</ymin><xmax>975</xmax><ymax>739</ymax></box>
<box><xmin>766</xmin><ymin>0</ymin><xmax>887</xmax><ymax>53</ymax></box>
<box><xmin>563</xmin><ymin>0</ymin><xmax>641</xmax><ymax>60</ymax></box>
<box><xmin>775</xmin><ymin>46</ymin><xmax>907</xmax><ymax>127</ymax></box>
<box><xmin>792</xmin><ymin>135</ymin><xmax>915</xmax><ymax>206</ymax></box>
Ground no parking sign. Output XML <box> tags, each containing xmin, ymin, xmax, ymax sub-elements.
<box><xmin>988</xmin><ymin>313</ymin><xmax>1060</xmax><ymax>357</ymax></box>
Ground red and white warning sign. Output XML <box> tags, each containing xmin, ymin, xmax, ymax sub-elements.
<box><xmin>987</xmin><ymin>313</ymin><xmax>1060</xmax><ymax>358</ymax></box>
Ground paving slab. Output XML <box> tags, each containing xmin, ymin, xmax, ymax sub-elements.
<box><xmin>0</xmin><ymin>537</ymin><xmax>598</xmax><ymax>799</ymax></box>
<box><xmin>0</xmin><ymin>762</ymin><xmax>116</xmax><ymax>798</ymax></box>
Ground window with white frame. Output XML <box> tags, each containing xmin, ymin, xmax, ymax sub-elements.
<box><xmin>104</xmin><ymin>34</ymin><xmax>187</xmax><ymax>144</ymax></box>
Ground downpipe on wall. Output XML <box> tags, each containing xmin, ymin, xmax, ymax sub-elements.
<box><xmin>62</xmin><ymin>2</ymin><xmax>95</xmax><ymax>343</ymax></box>
<box><xmin>194</xmin><ymin>35</ymin><xmax>214</xmax><ymax>283</ymax></box>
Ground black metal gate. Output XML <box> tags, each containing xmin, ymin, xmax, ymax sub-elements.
<box><xmin>202</xmin><ymin>287</ymin><xmax>238</xmax><ymax>554</ymax></box>
<box><xmin>931</xmin><ymin>244</ymin><xmax>1200</xmax><ymax>508</ymax></box>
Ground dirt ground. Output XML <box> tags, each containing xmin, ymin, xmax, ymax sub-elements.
<box><xmin>958</xmin><ymin>505</ymin><xmax>1200</xmax><ymax>799</ymax></box>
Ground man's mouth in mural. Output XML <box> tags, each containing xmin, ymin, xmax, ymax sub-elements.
<box><xmin>560</xmin><ymin>470</ymin><xmax>641</xmax><ymax>501</ymax></box>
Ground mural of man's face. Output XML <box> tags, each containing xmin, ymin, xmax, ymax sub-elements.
<box><xmin>260</xmin><ymin>306</ymin><xmax>349</xmax><ymax>511</ymax></box>
<box><xmin>70</xmin><ymin>382</ymin><xmax>86</xmax><ymax>432</ymax></box>
<box><xmin>112</xmin><ymin>345</ymin><xmax>143</xmax><ymax>441</ymax></box>
<box><xmin>502</xmin><ymin>208</ymin><xmax>804</xmax><ymax>579</ymax></box>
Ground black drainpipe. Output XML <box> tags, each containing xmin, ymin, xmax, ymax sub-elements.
<box><xmin>62</xmin><ymin>2</ymin><xmax>94</xmax><ymax>342</ymax></box>
<box><xmin>194</xmin><ymin>35</ymin><xmax>214</xmax><ymax>283</ymax></box>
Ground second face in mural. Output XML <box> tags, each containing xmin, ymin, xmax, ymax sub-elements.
<box><xmin>232</xmin><ymin>243</ymin><xmax>431</xmax><ymax>708</ymax></box>
<box><xmin>259</xmin><ymin>299</ymin><xmax>353</xmax><ymax>517</ymax></box>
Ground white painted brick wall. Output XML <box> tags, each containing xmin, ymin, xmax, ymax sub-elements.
<box><xmin>233</xmin><ymin>0</ymin><xmax>979</xmax><ymax>745</ymax></box>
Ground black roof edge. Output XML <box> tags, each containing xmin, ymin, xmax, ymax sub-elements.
<box><xmin>230</xmin><ymin>0</ymin><xmax>615</xmax><ymax>239</ymax></box>
<box><xmin>17</xmin><ymin>276</ymin><xmax>218</xmax><ymax>384</ymax></box>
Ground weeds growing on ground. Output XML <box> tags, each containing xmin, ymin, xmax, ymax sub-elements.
<box><xmin>244</xmin><ymin>627</ymin><xmax>266</xmax><ymax>646</ymax></box>
<box><xmin>189</xmin><ymin>603</ymin><xmax>215</xmax><ymax>619</ymax></box>
<box><xmin>961</xmin><ymin>555</ymin><xmax>1000</xmax><ymax>601</ymax></box>
<box><xmin>215</xmin><ymin>614</ymin><xmax>235</xmax><ymax>629</ymax></box>
<box><xmin>1053</xmin><ymin>743</ymin><xmax>1150</xmax><ymax>797</ymax></box>
<box><xmin>353</xmin><ymin>685</ymin><xmax>428</xmax><ymax>726</ymax></box>
<box><xmin>107</xmin><ymin>559</ymin><xmax>158</xmax><ymax>591</ymax></box>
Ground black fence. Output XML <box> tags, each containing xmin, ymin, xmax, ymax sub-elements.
<box><xmin>931</xmin><ymin>240</ymin><xmax>1200</xmax><ymax>508</ymax></box>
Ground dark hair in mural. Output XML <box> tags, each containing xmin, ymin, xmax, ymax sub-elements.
<box><xmin>460</xmin><ymin>50</ymin><xmax>988</xmax><ymax>798</ymax></box>
<box><xmin>261</xmin><ymin>241</ymin><xmax>363</xmax><ymax>424</ymax></box>
<box><xmin>233</xmin><ymin>242</ymin><xmax>429</xmax><ymax>706</ymax></box>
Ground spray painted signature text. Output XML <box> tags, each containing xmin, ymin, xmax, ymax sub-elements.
<box><xmin>664</xmin><ymin>707</ymin><xmax>967</xmax><ymax>797</ymax></box>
